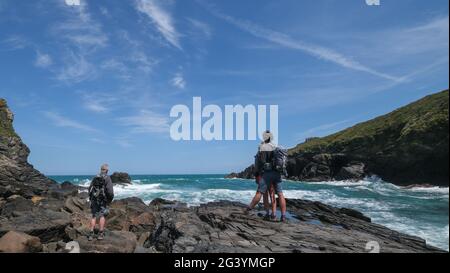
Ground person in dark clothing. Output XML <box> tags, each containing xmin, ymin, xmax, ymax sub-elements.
<box><xmin>88</xmin><ymin>164</ymin><xmax>114</xmax><ymax>241</ymax></box>
<box><xmin>247</xmin><ymin>131</ymin><xmax>288</xmax><ymax>222</ymax></box>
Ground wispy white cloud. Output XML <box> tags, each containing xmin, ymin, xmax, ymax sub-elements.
<box><xmin>81</xmin><ymin>92</ymin><xmax>119</xmax><ymax>113</ymax></box>
<box><xmin>50</xmin><ymin>1</ymin><xmax>107</xmax><ymax>84</ymax></box>
<box><xmin>102</xmin><ymin>31</ymin><xmax>158</xmax><ymax>77</ymax></box>
<box><xmin>116</xmin><ymin>137</ymin><xmax>134</xmax><ymax>148</ymax></box>
<box><xmin>170</xmin><ymin>73</ymin><xmax>186</xmax><ymax>89</ymax></box>
<box><xmin>130</xmin><ymin>50</ymin><xmax>158</xmax><ymax>73</ymax></box>
<box><xmin>203</xmin><ymin>4</ymin><xmax>402</xmax><ymax>82</ymax></box>
<box><xmin>1</xmin><ymin>35</ymin><xmax>28</xmax><ymax>51</ymax></box>
<box><xmin>296</xmin><ymin>119</ymin><xmax>353</xmax><ymax>142</ymax></box>
<box><xmin>118</xmin><ymin>110</ymin><xmax>170</xmax><ymax>134</ymax></box>
<box><xmin>43</xmin><ymin>111</ymin><xmax>98</xmax><ymax>133</ymax></box>
<box><xmin>90</xmin><ymin>138</ymin><xmax>106</xmax><ymax>144</ymax></box>
<box><xmin>371</xmin><ymin>16</ymin><xmax>449</xmax><ymax>58</ymax></box>
<box><xmin>53</xmin><ymin>1</ymin><xmax>108</xmax><ymax>51</ymax></box>
<box><xmin>55</xmin><ymin>52</ymin><xmax>96</xmax><ymax>83</ymax></box>
<box><xmin>187</xmin><ymin>18</ymin><xmax>212</xmax><ymax>40</ymax></box>
<box><xmin>135</xmin><ymin>0</ymin><xmax>181</xmax><ymax>49</ymax></box>
<box><xmin>34</xmin><ymin>51</ymin><xmax>53</xmax><ymax>68</ymax></box>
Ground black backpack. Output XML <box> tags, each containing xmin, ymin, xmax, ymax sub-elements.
<box><xmin>89</xmin><ymin>176</ymin><xmax>107</xmax><ymax>204</ymax></box>
<box><xmin>273</xmin><ymin>147</ymin><xmax>288</xmax><ymax>176</ymax></box>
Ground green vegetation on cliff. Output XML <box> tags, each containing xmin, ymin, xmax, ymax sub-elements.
<box><xmin>290</xmin><ymin>90</ymin><xmax>449</xmax><ymax>155</ymax></box>
<box><xmin>289</xmin><ymin>89</ymin><xmax>449</xmax><ymax>185</ymax></box>
<box><xmin>0</xmin><ymin>98</ymin><xmax>18</xmax><ymax>139</ymax></box>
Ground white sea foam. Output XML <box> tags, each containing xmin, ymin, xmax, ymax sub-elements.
<box><xmin>113</xmin><ymin>183</ymin><xmax>180</xmax><ymax>197</ymax></box>
<box><xmin>406</xmin><ymin>186</ymin><xmax>449</xmax><ymax>194</ymax></box>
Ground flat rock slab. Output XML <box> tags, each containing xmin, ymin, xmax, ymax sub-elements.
<box><xmin>74</xmin><ymin>230</ymin><xmax>137</xmax><ymax>253</ymax></box>
<box><xmin>145</xmin><ymin>200</ymin><xmax>445</xmax><ymax>253</ymax></box>
<box><xmin>0</xmin><ymin>208</ymin><xmax>71</xmax><ymax>243</ymax></box>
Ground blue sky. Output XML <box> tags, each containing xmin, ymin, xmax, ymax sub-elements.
<box><xmin>0</xmin><ymin>0</ymin><xmax>448</xmax><ymax>175</ymax></box>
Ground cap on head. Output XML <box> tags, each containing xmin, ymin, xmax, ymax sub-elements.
<box><xmin>262</xmin><ymin>130</ymin><xmax>273</xmax><ymax>142</ymax></box>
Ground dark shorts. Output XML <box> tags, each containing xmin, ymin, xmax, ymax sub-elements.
<box><xmin>90</xmin><ymin>201</ymin><xmax>109</xmax><ymax>218</ymax></box>
<box><xmin>257</xmin><ymin>171</ymin><xmax>283</xmax><ymax>194</ymax></box>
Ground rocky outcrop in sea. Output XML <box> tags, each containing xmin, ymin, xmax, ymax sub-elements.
<box><xmin>0</xmin><ymin>98</ymin><xmax>446</xmax><ymax>253</ymax></box>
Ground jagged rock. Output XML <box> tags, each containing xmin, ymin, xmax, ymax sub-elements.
<box><xmin>335</xmin><ymin>163</ymin><xmax>366</xmax><ymax>181</ymax></box>
<box><xmin>0</xmin><ymin>231</ymin><xmax>42</xmax><ymax>253</ymax></box>
<box><xmin>110</xmin><ymin>172</ymin><xmax>132</xmax><ymax>184</ymax></box>
<box><xmin>64</xmin><ymin>196</ymin><xmax>89</xmax><ymax>214</ymax></box>
<box><xmin>142</xmin><ymin>199</ymin><xmax>445</xmax><ymax>253</ymax></box>
<box><xmin>42</xmin><ymin>241</ymin><xmax>67</xmax><ymax>253</ymax></box>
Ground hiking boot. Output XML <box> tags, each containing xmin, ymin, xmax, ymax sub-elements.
<box><xmin>280</xmin><ymin>215</ymin><xmax>288</xmax><ymax>223</ymax></box>
<box><xmin>87</xmin><ymin>231</ymin><xmax>95</xmax><ymax>241</ymax></box>
<box><xmin>263</xmin><ymin>214</ymin><xmax>271</xmax><ymax>221</ymax></box>
<box><xmin>97</xmin><ymin>231</ymin><xmax>105</xmax><ymax>241</ymax></box>
<box><xmin>270</xmin><ymin>214</ymin><xmax>278</xmax><ymax>222</ymax></box>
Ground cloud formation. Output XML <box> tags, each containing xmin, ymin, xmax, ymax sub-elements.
<box><xmin>34</xmin><ymin>51</ymin><xmax>53</xmax><ymax>68</ymax></box>
<box><xmin>135</xmin><ymin>0</ymin><xmax>181</xmax><ymax>49</ymax></box>
<box><xmin>170</xmin><ymin>73</ymin><xmax>186</xmax><ymax>89</ymax></box>
<box><xmin>203</xmin><ymin>3</ymin><xmax>402</xmax><ymax>82</ymax></box>
<box><xmin>43</xmin><ymin>111</ymin><xmax>98</xmax><ymax>133</ymax></box>
<box><xmin>118</xmin><ymin>110</ymin><xmax>170</xmax><ymax>134</ymax></box>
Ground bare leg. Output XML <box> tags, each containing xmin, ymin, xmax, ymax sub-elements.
<box><xmin>278</xmin><ymin>192</ymin><xmax>287</xmax><ymax>216</ymax></box>
<box><xmin>99</xmin><ymin>216</ymin><xmax>106</xmax><ymax>232</ymax></box>
<box><xmin>270</xmin><ymin>185</ymin><xmax>277</xmax><ymax>216</ymax></box>
<box><xmin>263</xmin><ymin>191</ymin><xmax>270</xmax><ymax>214</ymax></box>
<box><xmin>90</xmin><ymin>218</ymin><xmax>96</xmax><ymax>231</ymax></box>
<box><xmin>248</xmin><ymin>192</ymin><xmax>263</xmax><ymax>209</ymax></box>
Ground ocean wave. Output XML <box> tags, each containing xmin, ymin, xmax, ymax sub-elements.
<box><xmin>405</xmin><ymin>186</ymin><xmax>449</xmax><ymax>194</ymax></box>
<box><xmin>114</xmin><ymin>183</ymin><xmax>180</xmax><ymax>196</ymax></box>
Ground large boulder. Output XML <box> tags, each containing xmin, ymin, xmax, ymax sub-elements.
<box><xmin>110</xmin><ymin>172</ymin><xmax>132</xmax><ymax>184</ymax></box>
<box><xmin>107</xmin><ymin>198</ymin><xmax>156</xmax><ymax>237</ymax></box>
<box><xmin>0</xmin><ymin>231</ymin><xmax>42</xmax><ymax>253</ymax></box>
<box><xmin>0</xmin><ymin>207</ymin><xmax>72</xmax><ymax>243</ymax></box>
<box><xmin>335</xmin><ymin>163</ymin><xmax>366</xmax><ymax>181</ymax></box>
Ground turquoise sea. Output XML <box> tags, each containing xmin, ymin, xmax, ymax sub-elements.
<box><xmin>49</xmin><ymin>174</ymin><xmax>449</xmax><ymax>251</ymax></box>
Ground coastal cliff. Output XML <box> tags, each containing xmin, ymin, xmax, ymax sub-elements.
<box><xmin>0</xmin><ymin>98</ymin><xmax>446</xmax><ymax>253</ymax></box>
<box><xmin>229</xmin><ymin>90</ymin><xmax>449</xmax><ymax>186</ymax></box>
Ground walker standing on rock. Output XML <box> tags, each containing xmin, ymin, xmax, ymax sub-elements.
<box><xmin>247</xmin><ymin>130</ymin><xmax>288</xmax><ymax>222</ymax></box>
<box><xmin>88</xmin><ymin>164</ymin><xmax>114</xmax><ymax>241</ymax></box>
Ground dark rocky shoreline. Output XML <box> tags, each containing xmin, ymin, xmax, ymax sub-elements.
<box><xmin>0</xmin><ymin>98</ymin><xmax>447</xmax><ymax>253</ymax></box>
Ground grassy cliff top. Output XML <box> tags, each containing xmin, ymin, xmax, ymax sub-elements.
<box><xmin>290</xmin><ymin>89</ymin><xmax>449</xmax><ymax>154</ymax></box>
<box><xmin>0</xmin><ymin>98</ymin><xmax>18</xmax><ymax>139</ymax></box>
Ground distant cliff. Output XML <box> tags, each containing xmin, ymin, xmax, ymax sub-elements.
<box><xmin>229</xmin><ymin>90</ymin><xmax>449</xmax><ymax>186</ymax></box>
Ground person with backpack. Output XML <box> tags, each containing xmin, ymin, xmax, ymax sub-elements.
<box><xmin>88</xmin><ymin>164</ymin><xmax>114</xmax><ymax>241</ymax></box>
<box><xmin>246</xmin><ymin>130</ymin><xmax>288</xmax><ymax>222</ymax></box>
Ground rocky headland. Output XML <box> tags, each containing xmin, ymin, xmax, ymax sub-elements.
<box><xmin>228</xmin><ymin>90</ymin><xmax>449</xmax><ymax>187</ymax></box>
<box><xmin>0</xmin><ymin>98</ymin><xmax>446</xmax><ymax>253</ymax></box>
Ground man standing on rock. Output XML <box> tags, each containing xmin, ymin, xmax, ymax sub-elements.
<box><xmin>247</xmin><ymin>131</ymin><xmax>288</xmax><ymax>222</ymax></box>
<box><xmin>88</xmin><ymin>164</ymin><xmax>114</xmax><ymax>241</ymax></box>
